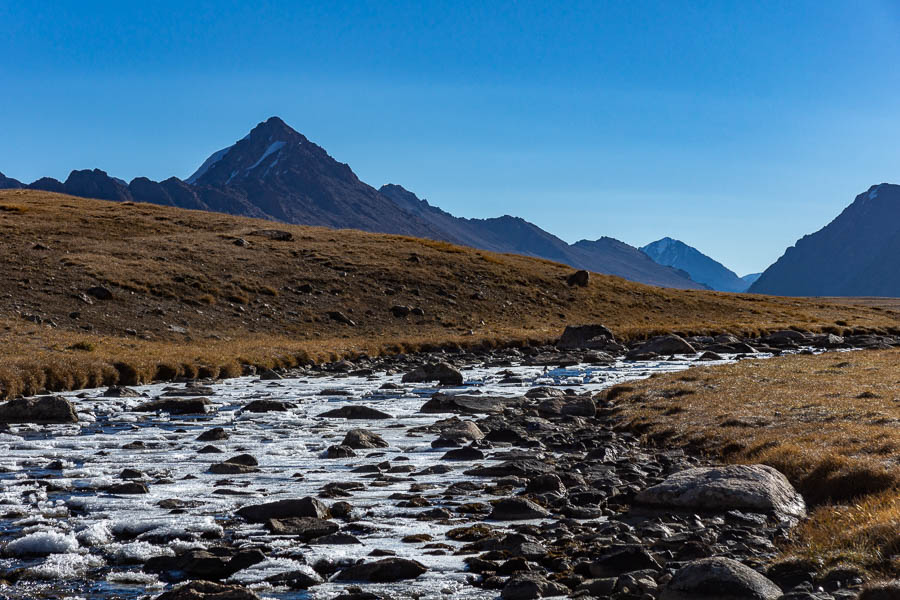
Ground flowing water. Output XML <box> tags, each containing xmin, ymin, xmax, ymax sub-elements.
<box><xmin>0</xmin><ymin>353</ymin><xmax>756</xmax><ymax>599</ymax></box>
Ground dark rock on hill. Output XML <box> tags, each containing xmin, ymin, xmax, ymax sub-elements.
<box><xmin>641</xmin><ymin>237</ymin><xmax>749</xmax><ymax>292</ymax></box>
<box><xmin>0</xmin><ymin>172</ymin><xmax>23</xmax><ymax>189</ymax></box>
<box><xmin>751</xmin><ymin>183</ymin><xmax>900</xmax><ymax>296</ymax></box>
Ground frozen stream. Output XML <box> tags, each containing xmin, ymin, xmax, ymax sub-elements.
<box><xmin>0</xmin><ymin>353</ymin><xmax>752</xmax><ymax>599</ymax></box>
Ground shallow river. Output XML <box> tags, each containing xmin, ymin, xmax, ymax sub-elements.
<box><xmin>0</xmin><ymin>353</ymin><xmax>751</xmax><ymax>599</ymax></box>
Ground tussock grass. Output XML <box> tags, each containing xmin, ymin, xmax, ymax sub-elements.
<box><xmin>605</xmin><ymin>349</ymin><xmax>900</xmax><ymax>577</ymax></box>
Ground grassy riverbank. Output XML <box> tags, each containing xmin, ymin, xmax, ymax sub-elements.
<box><xmin>604</xmin><ymin>349</ymin><xmax>900</xmax><ymax>578</ymax></box>
<box><xmin>2</xmin><ymin>189</ymin><xmax>900</xmax><ymax>399</ymax></box>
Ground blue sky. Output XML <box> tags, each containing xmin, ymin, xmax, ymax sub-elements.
<box><xmin>2</xmin><ymin>1</ymin><xmax>899</xmax><ymax>275</ymax></box>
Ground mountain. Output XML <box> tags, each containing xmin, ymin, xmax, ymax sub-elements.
<box><xmin>750</xmin><ymin>183</ymin><xmax>900</xmax><ymax>296</ymax></box>
<box><xmin>641</xmin><ymin>237</ymin><xmax>748</xmax><ymax>292</ymax></box>
<box><xmin>379</xmin><ymin>184</ymin><xmax>704</xmax><ymax>289</ymax></box>
<box><xmin>0</xmin><ymin>172</ymin><xmax>23</xmax><ymax>189</ymax></box>
<box><xmin>2</xmin><ymin>117</ymin><xmax>703</xmax><ymax>290</ymax></box>
<box><xmin>741</xmin><ymin>273</ymin><xmax>762</xmax><ymax>288</ymax></box>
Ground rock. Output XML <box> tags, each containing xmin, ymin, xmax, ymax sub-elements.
<box><xmin>537</xmin><ymin>396</ymin><xmax>596</xmax><ymax>418</ymax></box>
<box><xmin>342</xmin><ymin>428</ymin><xmax>389</xmax><ymax>449</ymax></box>
<box><xmin>488</xmin><ymin>498</ymin><xmax>550</xmax><ymax>521</ymax></box>
<box><xmin>698</xmin><ymin>351</ymin><xmax>723</xmax><ymax>361</ymax></box>
<box><xmin>107</xmin><ymin>482</ymin><xmax>149</xmax><ymax>494</ymax></box>
<box><xmin>0</xmin><ymin>396</ymin><xmax>78</xmax><ymax>424</ymax></box>
<box><xmin>635</xmin><ymin>464</ymin><xmax>806</xmax><ymax>519</ymax></box>
<box><xmin>102</xmin><ymin>386</ymin><xmax>141</xmax><ymax>397</ymax></box>
<box><xmin>327</xmin><ymin>311</ymin><xmax>356</xmax><ymax>326</ymax></box>
<box><xmin>762</xmin><ymin>329</ymin><xmax>808</xmax><ymax>346</ymax></box>
<box><xmin>660</xmin><ymin>557</ymin><xmax>782</xmax><ymax>600</ymax></box>
<box><xmin>258</xmin><ymin>369</ymin><xmax>283</xmax><ymax>381</ymax></box>
<box><xmin>502</xmin><ymin>573</ymin><xmax>569</xmax><ymax>599</ymax></box>
<box><xmin>266</xmin><ymin>517</ymin><xmax>339</xmax><ymax>541</ymax></box>
<box><xmin>325</xmin><ymin>444</ymin><xmax>357</xmax><ymax>458</ymax></box>
<box><xmin>134</xmin><ymin>397</ymin><xmax>211</xmax><ymax>415</ymax></box>
<box><xmin>401</xmin><ymin>362</ymin><xmax>464</xmax><ymax>386</ymax></box>
<box><xmin>197</xmin><ymin>427</ymin><xmax>229</xmax><ymax>441</ymax></box>
<box><xmin>556</xmin><ymin>324</ymin><xmax>615</xmax><ymax>350</ymax></box>
<box><xmin>441</xmin><ymin>446</ymin><xmax>485</xmax><ymax>460</ymax></box>
<box><xmin>334</xmin><ymin>558</ymin><xmax>428</xmax><ymax>582</ymax></box>
<box><xmin>249</xmin><ymin>229</ymin><xmax>293</xmax><ymax>241</ymax></box>
<box><xmin>390</xmin><ymin>305</ymin><xmax>411</xmax><ymax>317</ymax></box>
<box><xmin>589</xmin><ymin>545</ymin><xmax>661</xmax><ymax>577</ymax></box>
<box><xmin>242</xmin><ymin>399</ymin><xmax>291</xmax><ymax>412</ymax></box>
<box><xmin>859</xmin><ymin>582</ymin><xmax>900</xmax><ymax>600</ymax></box>
<box><xmin>317</xmin><ymin>405</ymin><xmax>392</xmax><ymax>419</ymax></box>
<box><xmin>438</xmin><ymin>419</ymin><xmax>485</xmax><ymax>442</ymax></box>
<box><xmin>567</xmin><ymin>269</ymin><xmax>590</xmax><ymax>287</ymax></box>
<box><xmin>86</xmin><ymin>286</ymin><xmax>113</xmax><ymax>300</ymax></box>
<box><xmin>210</xmin><ymin>462</ymin><xmax>258</xmax><ymax>474</ymax></box>
<box><xmin>629</xmin><ymin>334</ymin><xmax>697</xmax><ymax>357</ymax></box>
<box><xmin>146</xmin><ymin>549</ymin><xmax>265</xmax><ymax>583</ymax></box>
<box><xmin>421</xmin><ymin>393</ymin><xmax>520</xmax><ymax>415</ymax></box>
<box><xmin>265</xmin><ymin>569</ymin><xmax>324</xmax><ymax>589</ymax></box>
<box><xmin>236</xmin><ymin>497</ymin><xmax>329</xmax><ymax>522</ymax></box>
<box><xmin>154</xmin><ymin>581</ymin><xmax>261</xmax><ymax>599</ymax></box>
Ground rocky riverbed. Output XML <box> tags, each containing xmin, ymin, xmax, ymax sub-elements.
<box><xmin>0</xmin><ymin>330</ymin><xmax>890</xmax><ymax>600</ymax></box>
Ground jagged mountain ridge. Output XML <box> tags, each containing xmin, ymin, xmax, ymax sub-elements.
<box><xmin>750</xmin><ymin>183</ymin><xmax>900</xmax><ymax>296</ymax></box>
<box><xmin>2</xmin><ymin>117</ymin><xmax>703</xmax><ymax>289</ymax></box>
<box><xmin>641</xmin><ymin>237</ymin><xmax>750</xmax><ymax>292</ymax></box>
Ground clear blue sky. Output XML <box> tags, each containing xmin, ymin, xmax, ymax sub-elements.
<box><xmin>2</xmin><ymin>1</ymin><xmax>899</xmax><ymax>275</ymax></box>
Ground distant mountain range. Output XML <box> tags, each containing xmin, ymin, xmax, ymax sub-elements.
<box><xmin>750</xmin><ymin>183</ymin><xmax>900</xmax><ymax>296</ymax></box>
<box><xmin>7</xmin><ymin>116</ymin><xmax>891</xmax><ymax>297</ymax></box>
<box><xmin>0</xmin><ymin>117</ymin><xmax>704</xmax><ymax>290</ymax></box>
<box><xmin>641</xmin><ymin>237</ymin><xmax>760</xmax><ymax>293</ymax></box>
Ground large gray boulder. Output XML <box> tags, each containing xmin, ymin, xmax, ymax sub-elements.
<box><xmin>556</xmin><ymin>324</ymin><xmax>616</xmax><ymax>350</ymax></box>
<box><xmin>401</xmin><ymin>362</ymin><xmax>464</xmax><ymax>386</ymax></box>
<box><xmin>334</xmin><ymin>557</ymin><xmax>427</xmax><ymax>582</ymax></box>
<box><xmin>0</xmin><ymin>396</ymin><xmax>78</xmax><ymax>424</ymax></box>
<box><xmin>629</xmin><ymin>334</ymin><xmax>696</xmax><ymax>357</ymax></box>
<box><xmin>341</xmin><ymin>428</ymin><xmax>389</xmax><ymax>449</ymax></box>
<box><xmin>636</xmin><ymin>464</ymin><xmax>806</xmax><ymax>519</ymax></box>
<box><xmin>660</xmin><ymin>557</ymin><xmax>782</xmax><ymax>600</ymax></box>
<box><xmin>236</xmin><ymin>497</ymin><xmax>329</xmax><ymax>522</ymax></box>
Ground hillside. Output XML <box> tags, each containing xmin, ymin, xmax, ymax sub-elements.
<box><xmin>0</xmin><ymin>189</ymin><xmax>897</xmax><ymax>398</ymax></box>
<box><xmin>751</xmin><ymin>183</ymin><xmax>900</xmax><ymax>296</ymax></box>
<box><xmin>2</xmin><ymin>117</ymin><xmax>702</xmax><ymax>290</ymax></box>
<box><xmin>641</xmin><ymin>236</ymin><xmax>749</xmax><ymax>292</ymax></box>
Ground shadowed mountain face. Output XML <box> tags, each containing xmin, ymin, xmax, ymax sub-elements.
<box><xmin>641</xmin><ymin>237</ymin><xmax>749</xmax><ymax>292</ymax></box>
<box><xmin>3</xmin><ymin>117</ymin><xmax>704</xmax><ymax>289</ymax></box>
<box><xmin>0</xmin><ymin>172</ymin><xmax>23</xmax><ymax>189</ymax></box>
<box><xmin>750</xmin><ymin>184</ymin><xmax>900</xmax><ymax>296</ymax></box>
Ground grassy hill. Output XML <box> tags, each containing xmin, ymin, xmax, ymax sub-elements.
<box><xmin>1</xmin><ymin>188</ymin><xmax>898</xmax><ymax>398</ymax></box>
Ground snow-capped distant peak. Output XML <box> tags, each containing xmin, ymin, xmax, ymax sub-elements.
<box><xmin>186</xmin><ymin>145</ymin><xmax>233</xmax><ymax>184</ymax></box>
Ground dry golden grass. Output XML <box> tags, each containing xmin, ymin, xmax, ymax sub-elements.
<box><xmin>0</xmin><ymin>188</ymin><xmax>899</xmax><ymax>401</ymax></box>
<box><xmin>604</xmin><ymin>349</ymin><xmax>900</xmax><ymax>576</ymax></box>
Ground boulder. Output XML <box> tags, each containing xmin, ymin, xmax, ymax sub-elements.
<box><xmin>0</xmin><ymin>396</ymin><xmax>78</xmax><ymax>424</ymax></box>
<box><xmin>502</xmin><ymin>572</ymin><xmax>570</xmax><ymax>599</ymax></box>
<box><xmin>134</xmin><ymin>397</ymin><xmax>211</xmax><ymax>415</ymax></box>
<box><xmin>629</xmin><ymin>334</ymin><xmax>697</xmax><ymax>357</ymax></box>
<box><xmin>556</xmin><ymin>324</ymin><xmax>616</xmax><ymax>350</ymax></box>
<box><xmin>86</xmin><ymin>285</ymin><xmax>113</xmax><ymax>300</ymax></box>
<box><xmin>324</xmin><ymin>444</ymin><xmax>356</xmax><ymax>458</ymax></box>
<box><xmin>488</xmin><ymin>497</ymin><xmax>550</xmax><ymax>521</ymax></box>
<box><xmin>249</xmin><ymin>229</ymin><xmax>293</xmax><ymax>241</ymax></box>
<box><xmin>660</xmin><ymin>557</ymin><xmax>782</xmax><ymax>600</ymax></box>
<box><xmin>266</xmin><ymin>517</ymin><xmax>339</xmax><ymax>541</ymax></box>
<box><xmin>317</xmin><ymin>405</ymin><xmax>392</xmax><ymax>419</ymax></box>
<box><xmin>242</xmin><ymin>399</ymin><xmax>291</xmax><ymax>412</ymax></box>
<box><xmin>236</xmin><ymin>497</ymin><xmax>329</xmax><ymax>522</ymax></box>
<box><xmin>635</xmin><ymin>464</ymin><xmax>806</xmax><ymax>519</ymax></box>
<box><xmin>342</xmin><ymin>428</ymin><xmax>389</xmax><ymax>449</ymax></box>
<box><xmin>438</xmin><ymin>419</ymin><xmax>485</xmax><ymax>442</ymax></box>
<box><xmin>334</xmin><ymin>558</ymin><xmax>427</xmax><ymax>582</ymax></box>
<box><xmin>154</xmin><ymin>581</ymin><xmax>261</xmax><ymax>600</ymax></box>
<box><xmin>401</xmin><ymin>362</ymin><xmax>464</xmax><ymax>386</ymax></box>
<box><xmin>326</xmin><ymin>311</ymin><xmax>356</xmax><ymax>326</ymax></box>
<box><xmin>421</xmin><ymin>393</ymin><xmax>521</xmax><ymax>415</ymax></box>
<box><xmin>566</xmin><ymin>270</ymin><xmax>590</xmax><ymax>287</ymax></box>
<box><xmin>102</xmin><ymin>386</ymin><xmax>141</xmax><ymax>397</ymax></box>
<box><xmin>859</xmin><ymin>582</ymin><xmax>900</xmax><ymax>600</ymax></box>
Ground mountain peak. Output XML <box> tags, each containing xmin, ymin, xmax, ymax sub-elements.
<box><xmin>642</xmin><ymin>237</ymin><xmax>747</xmax><ymax>292</ymax></box>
